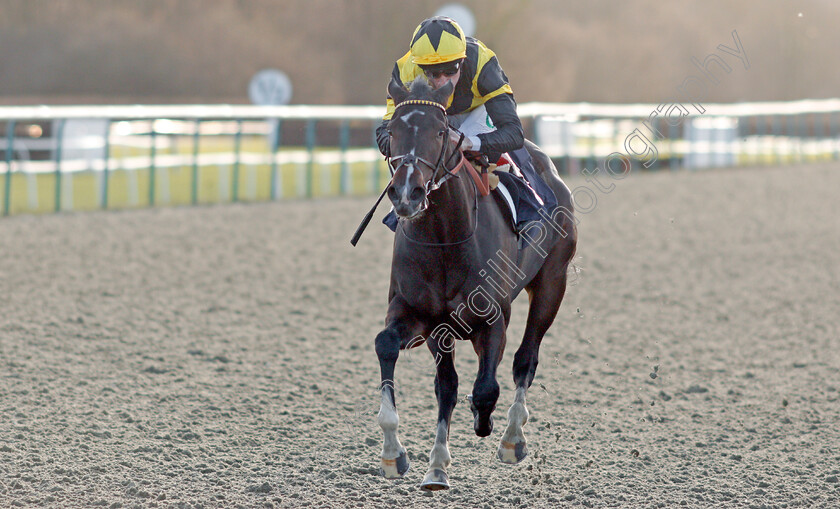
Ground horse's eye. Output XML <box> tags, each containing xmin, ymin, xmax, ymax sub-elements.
<box><xmin>438</xmin><ymin>130</ymin><xmax>446</xmax><ymax>137</ymax></box>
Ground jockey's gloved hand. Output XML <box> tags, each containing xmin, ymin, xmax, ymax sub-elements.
<box><xmin>449</xmin><ymin>127</ymin><xmax>482</xmax><ymax>153</ymax></box>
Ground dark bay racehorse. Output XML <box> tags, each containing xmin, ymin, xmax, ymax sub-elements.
<box><xmin>375</xmin><ymin>77</ymin><xmax>577</xmax><ymax>490</ymax></box>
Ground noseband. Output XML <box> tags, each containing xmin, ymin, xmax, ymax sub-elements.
<box><xmin>388</xmin><ymin>99</ymin><xmax>465</xmax><ymax>195</ymax></box>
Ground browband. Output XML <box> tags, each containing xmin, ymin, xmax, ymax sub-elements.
<box><xmin>393</xmin><ymin>99</ymin><xmax>447</xmax><ymax>114</ymax></box>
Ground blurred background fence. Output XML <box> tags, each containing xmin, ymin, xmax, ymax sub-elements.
<box><xmin>1</xmin><ymin>98</ymin><xmax>839</xmax><ymax>216</ymax></box>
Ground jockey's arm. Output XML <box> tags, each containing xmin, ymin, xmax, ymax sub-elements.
<box><xmin>473</xmin><ymin>93</ymin><xmax>524</xmax><ymax>163</ymax></box>
<box><xmin>375</xmin><ymin>119</ymin><xmax>391</xmax><ymax>157</ymax></box>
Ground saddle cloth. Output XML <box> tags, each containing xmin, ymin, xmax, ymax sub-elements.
<box><xmin>492</xmin><ymin>147</ymin><xmax>558</xmax><ymax>230</ymax></box>
<box><xmin>382</xmin><ymin>147</ymin><xmax>557</xmax><ymax>233</ymax></box>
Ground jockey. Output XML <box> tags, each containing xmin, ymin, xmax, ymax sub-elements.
<box><xmin>376</xmin><ymin>16</ymin><xmax>557</xmax><ymax>232</ymax></box>
<box><xmin>375</xmin><ymin>16</ymin><xmax>524</xmax><ymax>165</ymax></box>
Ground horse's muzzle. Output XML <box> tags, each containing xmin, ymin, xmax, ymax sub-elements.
<box><xmin>388</xmin><ymin>182</ymin><xmax>428</xmax><ymax>218</ymax></box>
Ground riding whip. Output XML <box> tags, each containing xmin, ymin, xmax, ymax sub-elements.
<box><xmin>349</xmin><ymin>184</ymin><xmax>390</xmax><ymax>247</ymax></box>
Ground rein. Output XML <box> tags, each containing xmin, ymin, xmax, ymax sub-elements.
<box><xmin>396</xmin><ymin>164</ymin><xmax>480</xmax><ymax>248</ymax></box>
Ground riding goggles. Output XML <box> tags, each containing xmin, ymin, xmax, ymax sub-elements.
<box><xmin>421</xmin><ymin>60</ymin><xmax>461</xmax><ymax>79</ymax></box>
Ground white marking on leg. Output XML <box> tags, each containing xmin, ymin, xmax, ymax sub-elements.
<box><xmin>506</xmin><ymin>386</ymin><xmax>529</xmax><ymax>433</ymax></box>
<box><xmin>378</xmin><ymin>389</ymin><xmax>403</xmax><ymax>460</ymax></box>
<box><xmin>499</xmin><ymin>386</ymin><xmax>529</xmax><ymax>463</ymax></box>
<box><xmin>428</xmin><ymin>419</ymin><xmax>451</xmax><ymax>472</ymax></box>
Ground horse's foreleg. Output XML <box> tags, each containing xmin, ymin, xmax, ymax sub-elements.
<box><xmin>469</xmin><ymin>319</ymin><xmax>507</xmax><ymax>438</ymax></box>
<box><xmin>375</xmin><ymin>315</ymin><xmax>421</xmax><ymax>479</ymax></box>
<box><xmin>420</xmin><ymin>340</ymin><xmax>457</xmax><ymax>491</ymax></box>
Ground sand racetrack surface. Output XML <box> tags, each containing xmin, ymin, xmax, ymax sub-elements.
<box><xmin>2</xmin><ymin>163</ymin><xmax>839</xmax><ymax>508</ymax></box>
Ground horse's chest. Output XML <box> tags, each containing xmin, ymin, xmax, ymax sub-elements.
<box><xmin>394</xmin><ymin>262</ymin><xmax>472</xmax><ymax>317</ymax></box>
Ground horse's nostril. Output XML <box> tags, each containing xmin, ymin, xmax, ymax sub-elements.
<box><xmin>387</xmin><ymin>186</ymin><xmax>398</xmax><ymax>202</ymax></box>
<box><xmin>409</xmin><ymin>187</ymin><xmax>425</xmax><ymax>202</ymax></box>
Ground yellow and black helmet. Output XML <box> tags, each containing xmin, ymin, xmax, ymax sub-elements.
<box><xmin>409</xmin><ymin>16</ymin><xmax>467</xmax><ymax>66</ymax></box>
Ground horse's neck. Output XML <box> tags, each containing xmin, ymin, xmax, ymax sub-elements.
<box><xmin>404</xmin><ymin>152</ymin><xmax>475</xmax><ymax>244</ymax></box>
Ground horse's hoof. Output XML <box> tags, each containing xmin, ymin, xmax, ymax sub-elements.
<box><xmin>474</xmin><ymin>414</ymin><xmax>493</xmax><ymax>437</ymax></box>
<box><xmin>380</xmin><ymin>449</ymin><xmax>410</xmax><ymax>479</ymax></box>
<box><xmin>498</xmin><ymin>439</ymin><xmax>528</xmax><ymax>464</ymax></box>
<box><xmin>419</xmin><ymin>469</ymin><xmax>449</xmax><ymax>491</ymax></box>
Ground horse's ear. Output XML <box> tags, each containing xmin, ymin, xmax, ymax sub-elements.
<box><xmin>388</xmin><ymin>77</ymin><xmax>409</xmax><ymax>106</ymax></box>
<box><xmin>432</xmin><ymin>81</ymin><xmax>455</xmax><ymax>106</ymax></box>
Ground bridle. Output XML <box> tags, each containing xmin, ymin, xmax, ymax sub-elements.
<box><xmin>388</xmin><ymin>98</ymin><xmax>479</xmax><ymax>247</ymax></box>
<box><xmin>347</xmin><ymin>97</ymin><xmax>476</xmax><ymax>247</ymax></box>
<box><xmin>387</xmin><ymin>99</ymin><xmax>466</xmax><ymax>197</ymax></box>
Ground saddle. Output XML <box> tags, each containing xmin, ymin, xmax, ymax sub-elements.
<box><xmin>478</xmin><ymin>149</ymin><xmax>557</xmax><ymax>231</ymax></box>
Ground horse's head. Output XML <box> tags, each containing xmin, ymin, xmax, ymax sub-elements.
<box><xmin>385</xmin><ymin>77</ymin><xmax>455</xmax><ymax>219</ymax></box>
